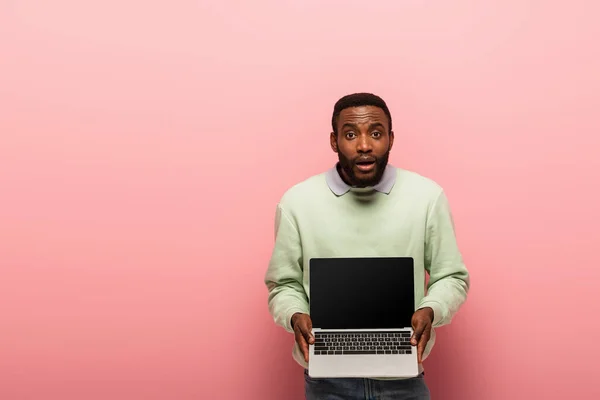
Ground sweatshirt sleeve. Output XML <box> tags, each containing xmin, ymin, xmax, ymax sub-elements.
<box><xmin>417</xmin><ymin>189</ymin><xmax>470</xmax><ymax>328</ymax></box>
<box><xmin>264</xmin><ymin>203</ymin><xmax>309</xmax><ymax>333</ymax></box>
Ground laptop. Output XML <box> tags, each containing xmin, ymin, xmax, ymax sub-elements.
<box><xmin>307</xmin><ymin>257</ymin><xmax>418</xmax><ymax>378</ymax></box>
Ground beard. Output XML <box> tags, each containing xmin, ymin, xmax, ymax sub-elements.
<box><xmin>337</xmin><ymin>150</ymin><xmax>390</xmax><ymax>188</ymax></box>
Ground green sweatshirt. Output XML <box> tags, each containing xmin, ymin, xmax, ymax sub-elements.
<box><xmin>264</xmin><ymin>164</ymin><xmax>470</xmax><ymax>373</ymax></box>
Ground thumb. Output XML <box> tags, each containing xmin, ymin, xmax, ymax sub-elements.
<box><xmin>300</xmin><ymin>318</ymin><xmax>315</xmax><ymax>344</ymax></box>
<box><xmin>411</xmin><ymin>320</ymin><xmax>424</xmax><ymax>346</ymax></box>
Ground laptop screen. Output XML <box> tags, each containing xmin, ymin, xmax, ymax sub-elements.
<box><xmin>309</xmin><ymin>257</ymin><xmax>415</xmax><ymax>330</ymax></box>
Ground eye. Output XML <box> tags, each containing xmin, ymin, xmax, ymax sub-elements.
<box><xmin>345</xmin><ymin>132</ymin><xmax>356</xmax><ymax>139</ymax></box>
<box><xmin>372</xmin><ymin>131</ymin><xmax>382</xmax><ymax>138</ymax></box>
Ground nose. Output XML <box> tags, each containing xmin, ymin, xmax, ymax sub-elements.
<box><xmin>356</xmin><ymin>134</ymin><xmax>372</xmax><ymax>153</ymax></box>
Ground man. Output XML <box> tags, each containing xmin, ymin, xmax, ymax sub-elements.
<box><xmin>264</xmin><ymin>93</ymin><xmax>469</xmax><ymax>399</ymax></box>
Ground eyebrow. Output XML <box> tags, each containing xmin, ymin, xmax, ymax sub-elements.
<box><xmin>341</xmin><ymin>122</ymin><xmax>386</xmax><ymax>131</ymax></box>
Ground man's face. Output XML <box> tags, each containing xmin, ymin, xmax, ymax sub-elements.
<box><xmin>330</xmin><ymin>105</ymin><xmax>394</xmax><ymax>187</ymax></box>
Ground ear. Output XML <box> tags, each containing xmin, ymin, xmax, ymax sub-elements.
<box><xmin>330</xmin><ymin>131</ymin><xmax>338</xmax><ymax>153</ymax></box>
<box><xmin>389</xmin><ymin>130</ymin><xmax>394</xmax><ymax>151</ymax></box>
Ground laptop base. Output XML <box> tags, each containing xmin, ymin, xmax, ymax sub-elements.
<box><xmin>307</xmin><ymin>328</ymin><xmax>419</xmax><ymax>379</ymax></box>
<box><xmin>308</xmin><ymin>353</ymin><xmax>419</xmax><ymax>379</ymax></box>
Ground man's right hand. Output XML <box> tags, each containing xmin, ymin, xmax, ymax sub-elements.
<box><xmin>291</xmin><ymin>312</ymin><xmax>314</xmax><ymax>363</ymax></box>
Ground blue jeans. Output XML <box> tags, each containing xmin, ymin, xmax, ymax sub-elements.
<box><xmin>304</xmin><ymin>370</ymin><xmax>431</xmax><ymax>400</ymax></box>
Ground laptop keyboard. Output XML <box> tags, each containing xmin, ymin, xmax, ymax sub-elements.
<box><xmin>313</xmin><ymin>331</ymin><xmax>413</xmax><ymax>356</ymax></box>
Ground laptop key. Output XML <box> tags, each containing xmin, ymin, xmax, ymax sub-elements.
<box><xmin>344</xmin><ymin>350</ymin><xmax>377</xmax><ymax>355</ymax></box>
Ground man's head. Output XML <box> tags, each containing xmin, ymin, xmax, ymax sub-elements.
<box><xmin>330</xmin><ymin>93</ymin><xmax>394</xmax><ymax>187</ymax></box>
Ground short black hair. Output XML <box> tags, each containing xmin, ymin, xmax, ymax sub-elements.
<box><xmin>331</xmin><ymin>92</ymin><xmax>392</xmax><ymax>134</ymax></box>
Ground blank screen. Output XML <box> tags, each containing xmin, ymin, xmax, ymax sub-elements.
<box><xmin>309</xmin><ymin>257</ymin><xmax>415</xmax><ymax>329</ymax></box>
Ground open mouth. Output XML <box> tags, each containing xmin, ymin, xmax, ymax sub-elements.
<box><xmin>355</xmin><ymin>160</ymin><xmax>376</xmax><ymax>172</ymax></box>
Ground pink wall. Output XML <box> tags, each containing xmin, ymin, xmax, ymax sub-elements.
<box><xmin>1</xmin><ymin>1</ymin><xmax>599</xmax><ymax>399</ymax></box>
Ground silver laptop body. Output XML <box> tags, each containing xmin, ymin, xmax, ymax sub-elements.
<box><xmin>307</xmin><ymin>257</ymin><xmax>419</xmax><ymax>378</ymax></box>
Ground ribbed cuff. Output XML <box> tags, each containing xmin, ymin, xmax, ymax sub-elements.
<box><xmin>417</xmin><ymin>301</ymin><xmax>444</xmax><ymax>327</ymax></box>
<box><xmin>284</xmin><ymin>307</ymin><xmax>308</xmax><ymax>333</ymax></box>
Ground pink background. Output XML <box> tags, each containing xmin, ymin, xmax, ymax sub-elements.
<box><xmin>1</xmin><ymin>1</ymin><xmax>599</xmax><ymax>399</ymax></box>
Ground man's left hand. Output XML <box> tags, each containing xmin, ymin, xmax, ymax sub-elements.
<box><xmin>410</xmin><ymin>307</ymin><xmax>434</xmax><ymax>363</ymax></box>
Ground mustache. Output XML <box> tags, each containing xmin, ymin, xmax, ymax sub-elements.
<box><xmin>353</xmin><ymin>156</ymin><xmax>378</xmax><ymax>163</ymax></box>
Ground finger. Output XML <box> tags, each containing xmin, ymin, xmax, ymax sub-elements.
<box><xmin>295</xmin><ymin>329</ymin><xmax>310</xmax><ymax>362</ymax></box>
<box><xmin>417</xmin><ymin>330</ymin><xmax>430</xmax><ymax>364</ymax></box>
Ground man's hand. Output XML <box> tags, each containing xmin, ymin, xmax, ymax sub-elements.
<box><xmin>410</xmin><ymin>307</ymin><xmax>434</xmax><ymax>363</ymax></box>
<box><xmin>291</xmin><ymin>312</ymin><xmax>314</xmax><ymax>363</ymax></box>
